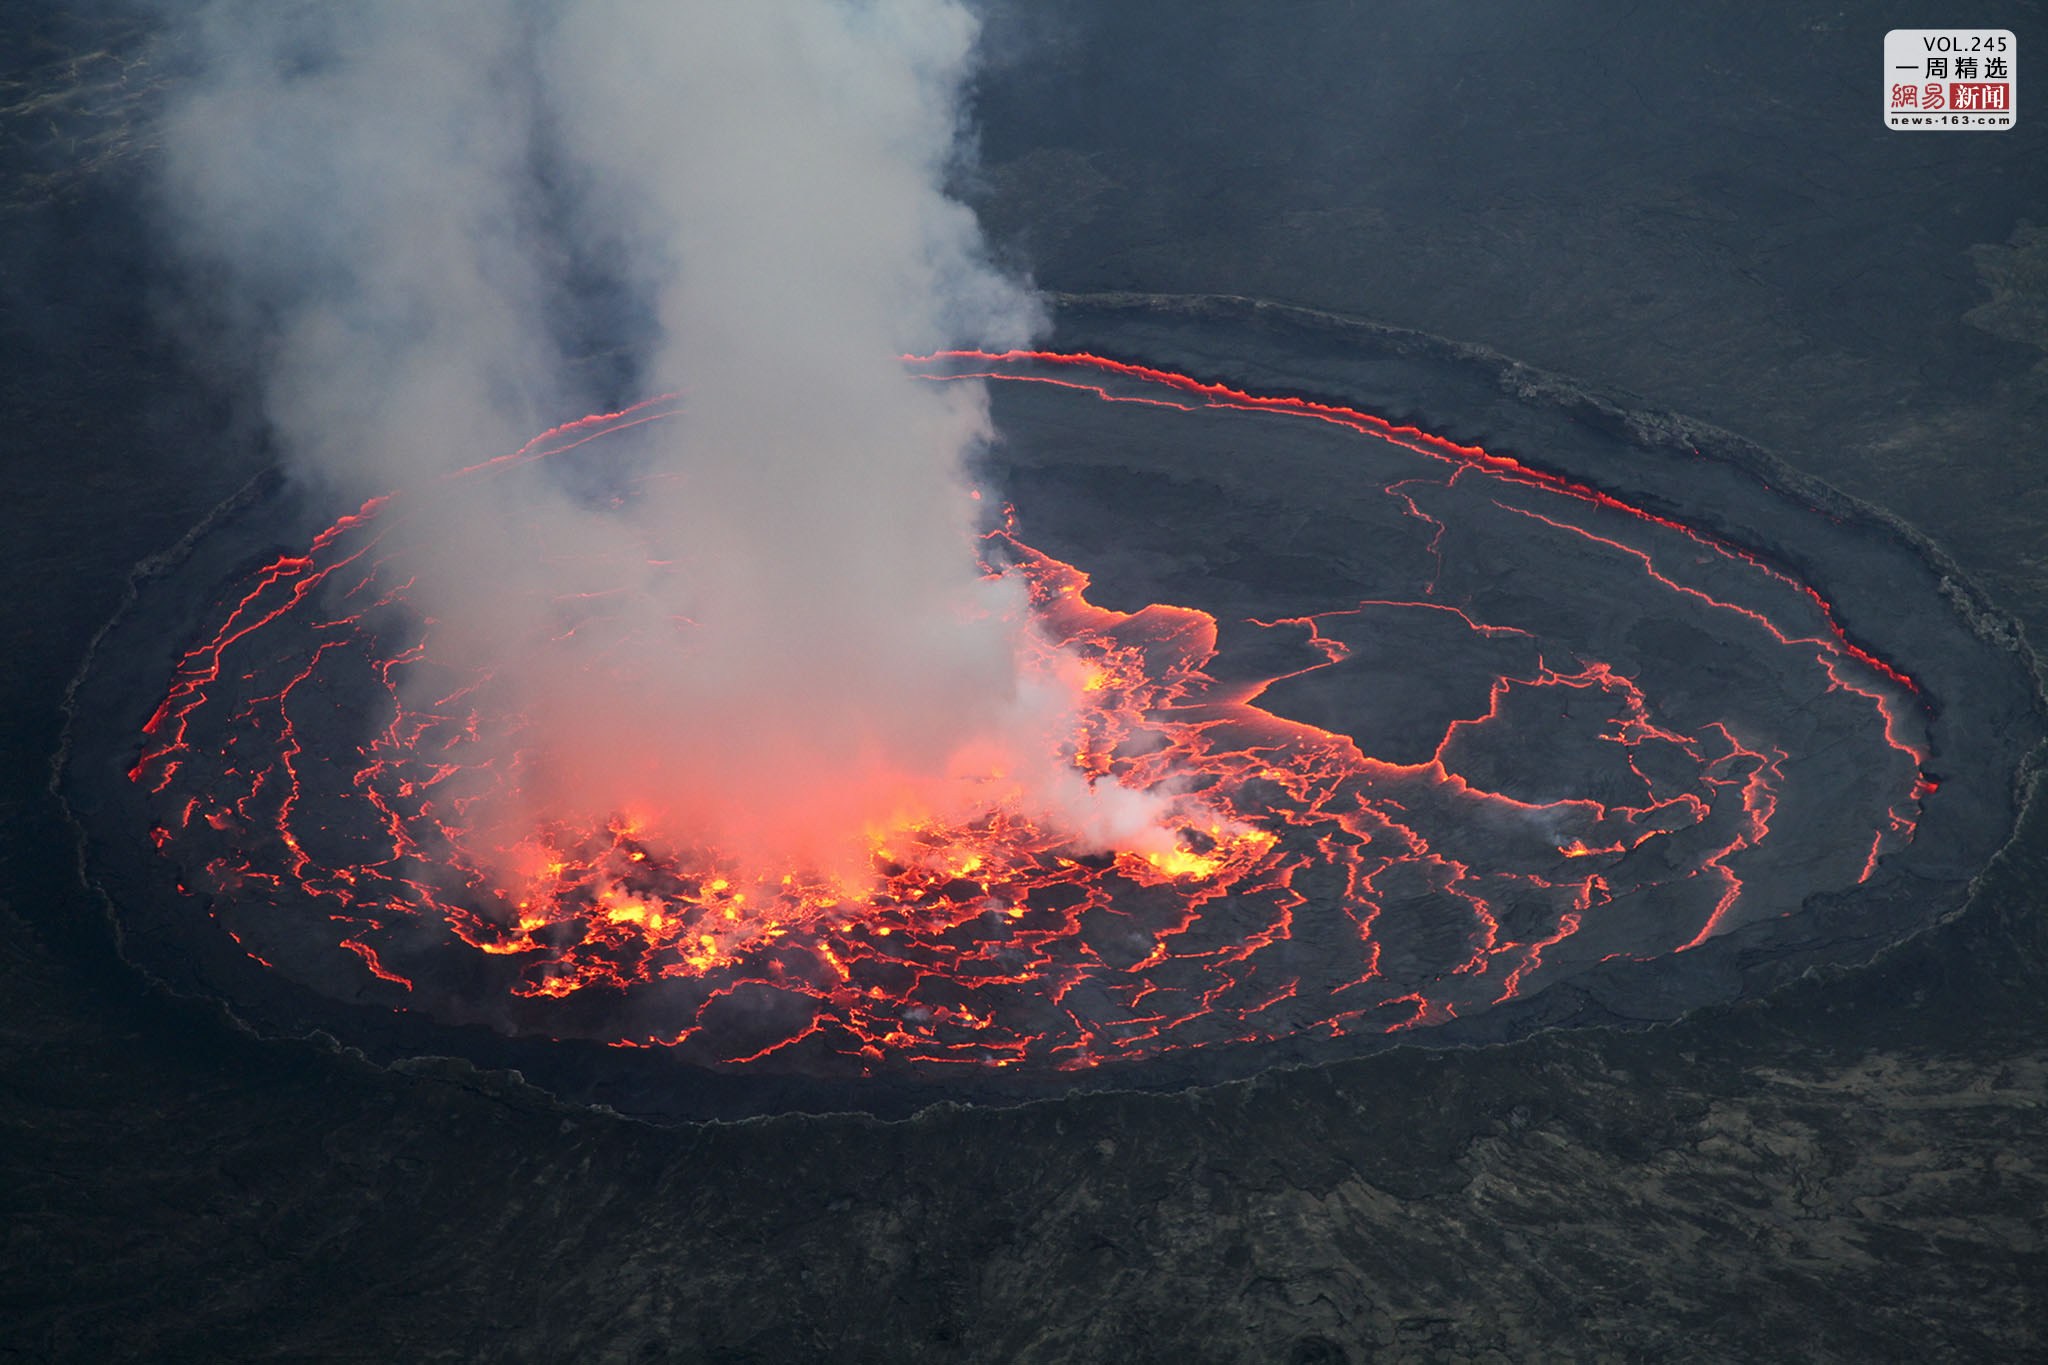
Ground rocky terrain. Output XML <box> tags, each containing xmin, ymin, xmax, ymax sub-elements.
<box><xmin>4</xmin><ymin>3</ymin><xmax>2044</xmax><ymax>1360</ymax></box>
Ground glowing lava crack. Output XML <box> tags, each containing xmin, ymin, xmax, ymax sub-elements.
<box><xmin>115</xmin><ymin>351</ymin><xmax>1935</xmax><ymax>1080</ymax></box>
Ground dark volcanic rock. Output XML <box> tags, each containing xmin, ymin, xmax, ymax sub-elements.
<box><xmin>5</xmin><ymin>3</ymin><xmax>2047</xmax><ymax>1361</ymax></box>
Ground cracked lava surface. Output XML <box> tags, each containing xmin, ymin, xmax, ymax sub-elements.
<box><xmin>110</xmin><ymin>350</ymin><xmax>1934</xmax><ymax>1081</ymax></box>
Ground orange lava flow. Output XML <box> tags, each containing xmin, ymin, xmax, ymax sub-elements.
<box><xmin>127</xmin><ymin>354</ymin><xmax>1933</xmax><ymax>1075</ymax></box>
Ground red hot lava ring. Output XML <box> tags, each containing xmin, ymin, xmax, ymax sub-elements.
<box><xmin>125</xmin><ymin>350</ymin><xmax>1932</xmax><ymax>1077</ymax></box>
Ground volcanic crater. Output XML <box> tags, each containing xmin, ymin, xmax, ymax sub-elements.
<box><xmin>60</xmin><ymin>299</ymin><xmax>2044</xmax><ymax>1120</ymax></box>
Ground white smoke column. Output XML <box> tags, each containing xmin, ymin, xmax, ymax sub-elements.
<box><xmin>529</xmin><ymin>0</ymin><xmax>1079</xmax><ymax>870</ymax></box>
<box><xmin>156</xmin><ymin>2</ymin><xmax>562</xmax><ymax>494</ymax></box>
<box><xmin>156</xmin><ymin>1</ymin><xmax>1182</xmax><ymax>888</ymax></box>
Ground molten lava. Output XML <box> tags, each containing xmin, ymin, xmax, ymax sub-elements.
<box><xmin>127</xmin><ymin>352</ymin><xmax>1931</xmax><ymax>1076</ymax></box>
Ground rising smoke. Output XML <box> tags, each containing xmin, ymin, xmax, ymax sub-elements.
<box><xmin>154</xmin><ymin>1</ymin><xmax>1181</xmax><ymax>886</ymax></box>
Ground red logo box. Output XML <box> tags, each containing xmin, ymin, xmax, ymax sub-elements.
<box><xmin>1950</xmin><ymin>82</ymin><xmax>2011</xmax><ymax>110</ymax></box>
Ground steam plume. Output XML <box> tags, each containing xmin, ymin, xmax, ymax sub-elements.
<box><xmin>155</xmin><ymin>1</ymin><xmax>1175</xmax><ymax>883</ymax></box>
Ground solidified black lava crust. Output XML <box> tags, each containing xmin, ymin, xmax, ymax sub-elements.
<box><xmin>60</xmin><ymin>299</ymin><xmax>2045</xmax><ymax>1121</ymax></box>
